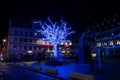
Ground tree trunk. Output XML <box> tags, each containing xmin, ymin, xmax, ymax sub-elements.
<box><xmin>53</xmin><ymin>44</ymin><xmax>57</xmax><ymax>57</ymax></box>
<box><xmin>97</xmin><ymin>47</ymin><xmax>101</xmax><ymax>69</ymax></box>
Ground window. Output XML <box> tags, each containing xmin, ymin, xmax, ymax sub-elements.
<box><xmin>18</xmin><ymin>45</ymin><xmax>22</xmax><ymax>50</ymax></box>
<box><xmin>24</xmin><ymin>38</ymin><xmax>28</xmax><ymax>42</ymax></box>
<box><xmin>19</xmin><ymin>38</ymin><xmax>23</xmax><ymax>42</ymax></box>
<box><xmin>29</xmin><ymin>46</ymin><xmax>32</xmax><ymax>50</ymax></box>
<box><xmin>14</xmin><ymin>30</ymin><xmax>18</xmax><ymax>35</ymax></box>
<box><xmin>13</xmin><ymin>45</ymin><xmax>17</xmax><ymax>50</ymax></box>
<box><xmin>103</xmin><ymin>42</ymin><xmax>107</xmax><ymax>46</ymax></box>
<box><xmin>34</xmin><ymin>32</ymin><xmax>37</xmax><ymax>36</ymax></box>
<box><xmin>19</xmin><ymin>31</ymin><xmax>23</xmax><ymax>36</ymax></box>
<box><xmin>25</xmin><ymin>32</ymin><xmax>28</xmax><ymax>36</ymax></box>
<box><xmin>30</xmin><ymin>32</ymin><xmax>33</xmax><ymax>36</ymax></box>
<box><xmin>97</xmin><ymin>42</ymin><xmax>101</xmax><ymax>47</ymax></box>
<box><xmin>117</xmin><ymin>40</ymin><xmax>120</xmax><ymax>44</ymax></box>
<box><xmin>39</xmin><ymin>46</ymin><xmax>41</xmax><ymax>50</ymax></box>
<box><xmin>109</xmin><ymin>41</ymin><xmax>113</xmax><ymax>45</ymax></box>
<box><xmin>33</xmin><ymin>39</ymin><xmax>37</xmax><ymax>43</ymax></box>
<box><xmin>14</xmin><ymin>37</ymin><xmax>18</xmax><ymax>42</ymax></box>
<box><xmin>34</xmin><ymin>46</ymin><xmax>36</xmax><ymax>50</ymax></box>
<box><xmin>24</xmin><ymin>46</ymin><xmax>27</xmax><ymax>50</ymax></box>
<box><xmin>30</xmin><ymin>39</ymin><xmax>32</xmax><ymax>43</ymax></box>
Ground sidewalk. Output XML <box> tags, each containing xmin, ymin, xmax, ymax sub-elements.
<box><xmin>17</xmin><ymin>61</ymin><xmax>116</xmax><ymax>80</ymax></box>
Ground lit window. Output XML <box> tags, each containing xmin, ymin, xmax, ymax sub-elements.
<box><xmin>66</xmin><ymin>51</ymin><xmax>69</xmax><ymax>53</ymax></box>
<box><xmin>60</xmin><ymin>42</ymin><xmax>64</xmax><ymax>45</ymax></box>
<box><xmin>97</xmin><ymin>42</ymin><xmax>101</xmax><ymax>47</ymax></box>
<box><xmin>117</xmin><ymin>40</ymin><xmax>120</xmax><ymax>44</ymax></box>
<box><xmin>34</xmin><ymin>33</ymin><xmax>37</xmax><ymax>36</ymax></box>
<box><xmin>69</xmin><ymin>42</ymin><xmax>72</xmax><ymax>46</ymax></box>
<box><xmin>91</xmin><ymin>53</ymin><xmax>96</xmax><ymax>58</ymax></box>
<box><xmin>62</xmin><ymin>50</ymin><xmax>65</xmax><ymax>53</ymax></box>
<box><xmin>65</xmin><ymin>42</ymin><xmax>67</xmax><ymax>45</ymax></box>
<box><xmin>103</xmin><ymin>42</ymin><xmax>107</xmax><ymax>46</ymax></box>
<box><xmin>110</xmin><ymin>41</ymin><xmax>113</xmax><ymax>45</ymax></box>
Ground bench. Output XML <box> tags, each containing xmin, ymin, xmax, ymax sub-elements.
<box><xmin>45</xmin><ymin>68</ymin><xmax>58</xmax><ymax>75</ymax></box>
<box><xmin>69</xmin><ymin>72</ymin><xmax>94</xmax><ymax>80</ymax></box>
<box><xmin>34</xmin><ymin>66</ymin><xmax>42</xmax><ymax>71</ymax></box>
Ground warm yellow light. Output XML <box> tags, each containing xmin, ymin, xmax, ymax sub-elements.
<box><xmin>110</xmin><ymin>41</ymin><xmax>113</xmax><ymax>45</ymax></box>
<box><xmin>62</xmin><ymin>50</ymin><xmax>65</xmax><ymax>53</ymax></box>
<box><xmin>28</xmin><ymin>50</ymin><xmax>33</xmax><ymax>54</ymax></box>
<box><xmin>3</xmin><ymin>39</ymin><xmax>6</xmax><ymax>42</ymax></box>
<box><xmin>97</xmin><ymin>42</ymin><xmax>101</xmax><ymax>47</ymax></box>
<box><xmin>117</xmin><ymin>40</ymin><xmax>120</xmax><ymax>44</ymax></box>
<box><xmin>91</xmin><ymin>53</ymin><xmax>96</xmax><ymax>58</ymax></box>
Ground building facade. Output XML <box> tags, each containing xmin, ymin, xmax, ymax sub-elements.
<box><xmin>89</xmin><ymin>27</ymin><xmax>120</xmax><ymax>60</ymax></box>
<box><xmin>7</xmin><ymin>20</ymin><xmax>72</xmax><ymax>60</ymax></box>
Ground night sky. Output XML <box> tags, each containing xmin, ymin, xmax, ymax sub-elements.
<box><xmin>0</xmin><ymin>0</ymin><xmax>120</xmax><ymax>41</ymax></box>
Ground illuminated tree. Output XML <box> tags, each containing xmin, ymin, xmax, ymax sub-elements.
<box><xmin>36</xmin><ymin>17</ymin><xmax>75</xmax><ymax>58</ymax></box>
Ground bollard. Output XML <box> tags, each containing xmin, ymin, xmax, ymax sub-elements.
<box><xmin>0</xmin><ymin>71</ymin><xmax>3</xmax><ymax>77</ymax></box>
<box><xmin>0</xmin><ymin>73</ymin><xmax>3</xmax><ymax>80</ymax></box>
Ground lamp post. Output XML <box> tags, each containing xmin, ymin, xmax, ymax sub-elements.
<box><xmin>3</xmin><ymin>39</ymin><xmax>6</xmax><ymax>43</ymax></box>
<box><xmin>2</xmin><ymin>39</ymin><xmax>7</xmax><ymax>51</ymax></box>
<box><xmin>2</xmin><ymin>39</ymin><xmax>7</xmax><ymax>61</ymax></box>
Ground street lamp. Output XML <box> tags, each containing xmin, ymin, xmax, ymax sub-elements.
<box><xmin>2</xmin><ymin>39</ymin><xmax>7</xmax><ymax>54</ymax></box>
<box><xmin>2</xmin><ymin>39</ymin><xmax>7</xmax><ymax>49</ymax></box>
<box><xmin>1</xmin><ymin>39</ymin><xmax>7</xmax><ymax>61</ymax></box>
<box><xmin>2</xmin><ymin>39</ymin><xmax>6</xmax><ymax>43</ymax></box>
